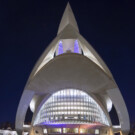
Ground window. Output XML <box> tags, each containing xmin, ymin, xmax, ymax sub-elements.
<box><xmin>43</xmin><ymin>129</ymin><xmax>47</xmax><ymax>134</ymax></box>
<box><xmin>95</xmin><ymin>129</ymin><xmax>99</xmax><ymax>134</ymax></box>
<box><xmin>74</xmin><ymin>40</ymin><xmax>80</xmax><ymax>53</ymax></box>
<box><xmin>58</xmin><ymin>41</ymin><xmax>63</xmax><ymax>55</ymax></box>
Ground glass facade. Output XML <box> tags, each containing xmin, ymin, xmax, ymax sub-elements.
<box><xmin>34</xmin><ymin>89</ymin><xmax>109</xmax><ymax>126</ymax></box>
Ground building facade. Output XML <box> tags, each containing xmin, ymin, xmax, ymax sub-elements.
<box><xmin>16</xmin><ymin>3</ymin><xmax>130</xmax><ymax>135</ymax></box>
<box><xmin>0</xmin><ymin>130</ymin><xmax>17</xmax><ymax>135</ymax></box>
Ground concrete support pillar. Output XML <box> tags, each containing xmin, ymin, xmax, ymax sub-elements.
<box><xmin>16</xmin><ymin>90</ymin><xmax>35</xmax><ymax>134</ymax></box>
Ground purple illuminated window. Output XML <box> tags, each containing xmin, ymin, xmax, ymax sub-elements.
<box><xmin>58</xmin><ymin>41</ymin><xmax>63</xmax><ymax>55</ymax></box>
<box><xmin>74</xmin><ymin>40</ymin><xmax>79</xmax><ymax>53</ymax></box>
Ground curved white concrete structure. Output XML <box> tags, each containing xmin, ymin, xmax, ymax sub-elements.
<box><xmin>15</xmin><ymin>3</ymin><xmax>130</xmax><ymax>135</ymax></box>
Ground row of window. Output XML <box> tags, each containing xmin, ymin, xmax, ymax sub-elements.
<box><xmin>42</xmin><ymin>128</ymin><xmax>101</xmax><ymax>134</ymax></box>
<box><xmin>41</xmin><ymin>106</ymin><xmax>98</xmax><ymax>112</ymax></box>
<box><xmin>39</xmin><ymin>116</ymin><xmax>101</xmax><ymax>123</ymax></box>
<box><xmin>44</xmin><ymin>101</ymin><xmax>97</xmax><ymax>106</ymax></box>
<box><xmin>46</xmin><ymin>95</ymin><xmax>96</xmax><ymax>102</ymax></box>
<box><xmin>40</xmin><ymin>112</ymin><xmax>101</xmax><ymax>117</ymax></box>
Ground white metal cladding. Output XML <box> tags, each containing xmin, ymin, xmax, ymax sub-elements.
<box><xmin>34</xmin><ymin>89</ymin><xmax>109</xmax><ymax>126</ymax></box>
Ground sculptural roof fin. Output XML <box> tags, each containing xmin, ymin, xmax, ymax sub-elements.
<box><xmin>57</xmin><ymin>3</ymin><xmax>79</xmax><ymax>35</ymax></box>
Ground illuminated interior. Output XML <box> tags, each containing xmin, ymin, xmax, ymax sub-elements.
<box><xmin>56</xmin><ymin>40</ymin><xmax>82</xmax><ymax>56</ymax></box>
<box><xmin>41</xmin><ymin>127</ymin><xmax>107</xmax><ymax>135</ymax></box>
<box><xmin>34</xmin><ymin>89</ymin><xmax>109</xmax><ymax>126</ymax></box>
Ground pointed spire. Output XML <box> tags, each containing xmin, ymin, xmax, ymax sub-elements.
<box><xmin>57</xmin><ymin>2</ymin><xmax>79</xmax><ymax>35</ymax></box>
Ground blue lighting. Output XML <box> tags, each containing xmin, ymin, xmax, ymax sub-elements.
<box><xmin>58</xmin><ymin>41</ymin><xmax>63</xmax><ymax>55</ymax></box>
<box><xmin>74</xmin><ymin>40</ymin><xmax>79</xmax><ymax>53</ymax></box>
<box><xmin>41</xmin><ymin>122</ymin><xmax>66</xmax><ymax>127</ymax></box>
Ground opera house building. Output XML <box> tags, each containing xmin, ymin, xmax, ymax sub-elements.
<box><xmin>15</xmin><ymin>3</ymin><xmax>130</xmax><ymax>135</ymax></box>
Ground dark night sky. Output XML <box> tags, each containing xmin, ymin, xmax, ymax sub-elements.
<box><xmin>0</xmin><ymin>0</ymin><xmax>135</xmax><ymax>124</ymax></box>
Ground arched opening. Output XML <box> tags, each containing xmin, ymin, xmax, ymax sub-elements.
<box><xmin>109</xmin><ymin>105</ymin><xmax>120</xmax><ymax>125</ymax></box>
<box><xmin>24</xmin><ymin>107</ymin><xmax>33</xmax><ymax>125</ymax></box>
<box><xmin>33</xmin><ymin>89</ymin><xmax>109</xmax><ymax>126</ymax></box>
